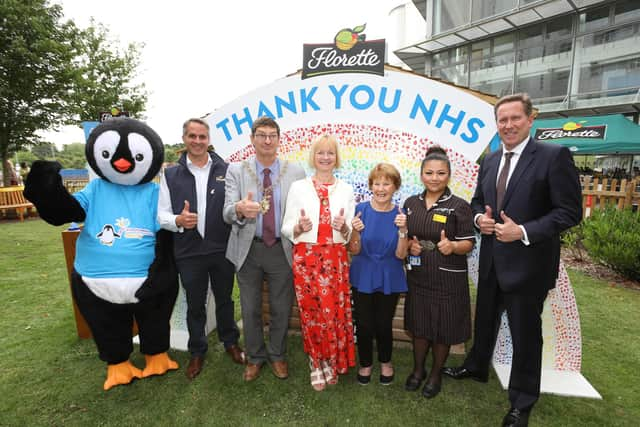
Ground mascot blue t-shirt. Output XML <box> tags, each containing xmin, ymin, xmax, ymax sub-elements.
<box><xmin>74</xmin><ymin>179</ymin><xmax>159</xmax><ymax>278</ymax></box>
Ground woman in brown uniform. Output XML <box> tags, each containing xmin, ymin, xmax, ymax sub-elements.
<box><xmin>403</xmin><ymin>146</ymin><xmax>475</xmax><ymax>399</ymax></box>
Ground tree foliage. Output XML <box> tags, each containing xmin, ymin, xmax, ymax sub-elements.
<box><xmin>68</xmin><ymin>20</ymin><xmax>148</xmax><ymax>123</ymax></box>
<box><xmin>0</xmin><ymin>0</ymin><xmax>148</xmax><ymax>185</ymax></box>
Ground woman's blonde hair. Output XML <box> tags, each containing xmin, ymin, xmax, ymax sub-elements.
<box><xmin>308</xmin><ymin>134</ymin><xmax>342</xmax><ymax>169</ymax></box>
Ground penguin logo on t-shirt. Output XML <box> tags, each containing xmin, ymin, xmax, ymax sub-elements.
<box><xmin>96</xmin><ymin>224</ymin><xmax>121</xmax><ymax>246</ymax></box>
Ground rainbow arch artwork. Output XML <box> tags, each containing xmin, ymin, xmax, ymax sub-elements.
<box><xmin>197</xmin><ymin>65</ymin><xmax>598</xmax><ymax>398</ymax></box>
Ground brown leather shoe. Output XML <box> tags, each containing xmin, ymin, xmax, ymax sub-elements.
<box><xmin>270</xmin><ymin>360</ymin><xmax>289</xmax><ymax>379</ymax></box>
<box><xmin>243</xmin><ymin>363</ymin><xmax>262</xmax><ymax>382</ymax></box>
<box><xmin>186</xmin><ymin>356</ymin><xmax>204</xmax><ymax>380</ymax></box>
<box><xmin>226</xmin><ymin>344</ymin><xmax>246</xmax><ymax>365</ymax></box>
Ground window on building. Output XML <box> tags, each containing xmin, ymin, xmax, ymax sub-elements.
<box><xmin>494</xmin><ymin>33</ymin><xmax>515</xmax><ymax>54</ymax></box>
<box><xmin>614</xmin><ymin>0</ymin><xmax>640</xmax><ymax>25</ymax></box>
<box><xmin>516</xmin><ymin>70</ymin><xmax>570</xmax><ymax>103</ymax></box>
<box><xmin>451</xmin><ymin>46</ymin><xmax>469</xmax><ymax>64</ymax></box>
<box><xmin>519</xmin><ymin>24</ymin><xmax>543</xmax><ymax>49</ymax></box>
<box><xmin>432</xmin><ymin>51</ymin><xmax>449</xmax><ymax>68</ymax></box>
<box><xmin>471</xmin><ymin>0</ymin><xmax>517</xmax><ymax>22</ymax></box>
<box><xmin>434</xmin><ymin>63</ymin><xmax>469</xmax><ymax>86</ymax></box>
<box><xmin>469</xmin><ymin>77</ymin><xmax>514</xmax><ymax>98</ymax></box>
<box><xmin>579</xmin><ymin>6</ymin><xmax>611</xmax><ymax>33</ymax></box>
<box><xmin>434</xmin><ymin>0</ymin><xmax>471</xmax><ymax>34</ymax></box>
<box><xmin>575</xmin><ymin>21</ymin><xmax>640</xmax><ymax>98</ymax></box>
<box><xmin>578</xmin><ymin>58</ymin><xmax>640</xmax><ymax>97</ymax></box>
<box><xmin>546</xmin><ymin>15</ymin><xmax>573</xmax><ymax>40</ymax></box>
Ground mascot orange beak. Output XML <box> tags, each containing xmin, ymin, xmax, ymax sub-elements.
<box><xmin>113</xmin><ymin>158</ymin><xmax>132</xmax><ymax>172</ymax></box>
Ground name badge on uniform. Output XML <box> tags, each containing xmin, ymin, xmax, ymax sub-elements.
<box><xmin>433</xmin><ymin>214</ymin><xmax>447</xmax><ymax>223</ymax></box>
<box><xmin>408</xmin><ymin>255</ymin><xmax>421</xmax><ymax>267</ymax></box>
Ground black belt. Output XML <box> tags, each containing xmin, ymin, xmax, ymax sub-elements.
<box><xmin>253</xmin><ymin>237</ymin><xmax>281</xmax><ymax>243</ymax></box>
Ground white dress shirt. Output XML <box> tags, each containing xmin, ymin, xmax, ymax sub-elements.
<box><xmin>158</xmin><ymin>155</ymin><xmax>212</xmax><ymax>238</ymax></box>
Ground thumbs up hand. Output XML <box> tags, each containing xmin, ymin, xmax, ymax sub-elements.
<box><xmin>332</xmin><ymin>207</ymin><xmax>347</xmax><ymax>233</ymax></box>
<box><xmin>177</xmin><ymin>200</ymin><xmax>198</xmax><ymax>229</ymax></box>
<box><xmin>394</xmin><ymin>206</ymin><xmax>407</xmax><ymax>230</ymax></box>
<box><xmin>478</xmin><ymin>204</ymin><xmax>496</xmax><ymax>235</ymax></box>
<box><xmin>437</xmin><ymin>229</ymin><xmax>454</xmax><ymax>255</ymax></box>
<box><xmin>409</xmin><ymin>236</ymin><xmax>422</xmax><ymax>256</ymax></box>
<box><xmin>495</xmin><ymin>210</ymin><xmax>523</xmax><ymax>243</ymax></box>
<box><xmin>351</xmin><ymin>211</ymin><xmax>364</xmax><ymax>232</ymax></box>
<box><xmin>236</xmin><ymin>191</ymin><xmax>261</xmax><ymax>219</ymax></box>
<box><xmin>296</xmin><ymin>208</ymin><xmax>313</xmax><ymax>234</ymax></box>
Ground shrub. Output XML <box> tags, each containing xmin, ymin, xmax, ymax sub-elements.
<box><xmin>561</xmin><ymin>223</ymin><xmax>586</xmax><ymax>262</ymax></box>
<box><xmin>582</xmin><ymin>206</ymin><xmax>640</xmax><ymax>281</ymax></box>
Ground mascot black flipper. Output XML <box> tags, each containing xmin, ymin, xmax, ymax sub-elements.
<box><xmin>24</xmin><ymin>160</ymin><xmax>86</xmax><ymax>225</ymax></box>
<box><xmin>33</xmin><ymin>118</ymin><xmax>179</xmax><ymax>390</ymax></box>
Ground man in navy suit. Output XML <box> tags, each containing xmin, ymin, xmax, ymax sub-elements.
<box><xmin>443</xmin><ymin>93</ymin><xmax>582</xmax><ymax>427</ymax></box>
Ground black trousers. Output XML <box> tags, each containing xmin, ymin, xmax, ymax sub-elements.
<box><xmin>352</xmin><ymin>289</ymin><xmax>400</xmax><ymax>367</ymax></box>
<box><xmin>464</xmin><ymin>265</ymin><xmax>548</xmax><ymax>411</ymax></box>
<box><xmin>176</xmin><ymin>253</ymin><xmax>239</xmax><ymax>356</ymax></box>
<box><xmin>72</xmin><ymin>270</ymin><xmax>178</xmax><ymax>364</ymax></box>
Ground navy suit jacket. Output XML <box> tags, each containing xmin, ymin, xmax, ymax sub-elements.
<box><xmin>471</xmin><ymin>138</ymin><xmax>582</xmax><ymax>293</ymax></box>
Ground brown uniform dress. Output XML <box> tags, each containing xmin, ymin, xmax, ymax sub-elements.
<box><xmin>404</xmin><ymin>188</ymin><xmax>475</xmax><ymax>344</ymax></box>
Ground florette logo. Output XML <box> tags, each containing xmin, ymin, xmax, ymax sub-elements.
<box><xmin>562</xmin><ymin>121</ymin><xmax>583</xmax><ymax>131</ymax></box>
<box><xmin>334</xmin><ymin>24</ymin><xmax>366</xmax><ymax>51</ymax></box>
<box><xmin>302</xmin><ymin>24</ymin><xmax>385</xmax><ymax>80</ymax></box>
<box><xmin>99</xmin><ymin>106</ymin><xmax>130</xmax><ymax>122</ymax></box>
<box><xmin>534</xmin><ymin>120</ymin><xmax>606</xmax><ymax>141</ymax></box>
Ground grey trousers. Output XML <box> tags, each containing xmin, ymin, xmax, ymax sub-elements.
<box><xmin>237</xmin><ymin>239</ymin><xmax>294</xmax><ymax>365</ymax></box>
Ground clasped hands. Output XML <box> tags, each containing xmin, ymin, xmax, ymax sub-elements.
<box><xmin>478</xmin><ymin>205</ymin><xmax>522</xmax><ymax>242</ymax></box>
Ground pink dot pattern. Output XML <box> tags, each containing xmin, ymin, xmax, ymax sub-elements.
<box><xmin>491</xmin><ymin>262</ymin><xmax>582</xmax><ymax>371</ymax></box>
<box><xmin>226</xmin><ymin>123</ymin><xmax>479</xmax><ymax>203</ymax></box>
<box><xmin>227</xmin><ymin>122</ymin><xmax>582</xmax><ymax>372</ymax></box>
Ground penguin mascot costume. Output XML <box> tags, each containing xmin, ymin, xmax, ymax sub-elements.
<box><xmin>24</xmin><ymin>118</ymin><xmax>179</xmax><ymax>391</ymax></box>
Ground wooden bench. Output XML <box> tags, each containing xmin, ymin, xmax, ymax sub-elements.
<box><xmin>262</xmin><ymin>285</ymin><xmax>467</xmax><ymax>354</ymax></box>
<box><xmin>0</xmin><ymin>186</ymin><xmax>35</xmax><ymax>221</ymax></box>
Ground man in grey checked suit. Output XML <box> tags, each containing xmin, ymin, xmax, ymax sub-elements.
<box><xmin>223</xmin><ymin>116</ymin><xmax>305</xmax><ymax>382</ymax></box>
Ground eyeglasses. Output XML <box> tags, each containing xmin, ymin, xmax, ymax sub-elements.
<box><xmin>254</xmin><ymin>133</ymin><xmax>279</xmax><ymax>141</ymax></box>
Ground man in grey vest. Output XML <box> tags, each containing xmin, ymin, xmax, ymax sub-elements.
<box><xmin>158</xmin><ymin>118</ymin><xmax>245</xmax><ymax>380</ymax></box>
<box><xmin>223</xmin><ymin>116</ymin><xmax>305</xmax><ymax>382</ymax></box>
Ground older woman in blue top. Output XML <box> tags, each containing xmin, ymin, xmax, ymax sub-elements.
<box><xmin>348</xmin><ymin>163</ymin><xmax>409</xmax><ymax>385</ymax></box>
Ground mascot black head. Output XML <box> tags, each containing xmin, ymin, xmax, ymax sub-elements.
<box><xmin>86</xmin><ymin>118</ymin><xmax>164</xmax><ymax>186</ymax></box>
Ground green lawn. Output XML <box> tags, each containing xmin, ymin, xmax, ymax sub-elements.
<box><xmin>1</xmin><ymin>219</ymin><xmax>638</xmax><ymax>426</ymax></box>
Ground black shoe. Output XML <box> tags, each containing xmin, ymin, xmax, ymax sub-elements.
<box><xmin>441</xmin><ymin>366</ymin><xmax>488</xmax><ymax>383</ymax></box>
<box><xmin>379</xmin><ymin>373</ymin><xmax>394</xmax><ymax>385</ymax></box>
<box><xmin>404</xmin><ymin>372</ymin><xmax>427</xmax><ymax>391</ymax></box>
<box><xmin>502</xmin><ymin>408</ymin><xmax>530</xmax><ymax>427</ymax></box>
<box><xmin>421</xmin><ymin>381</ymin><xmax>441</xmax><ymax>399</ymax></box>
<box><xmin>357</xmin><ymin>373</ymin><xmax>371</xmax><ymax>385</ymax></box>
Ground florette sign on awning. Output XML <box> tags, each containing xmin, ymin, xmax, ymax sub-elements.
<box><xmin>531</xmin><ymin>114</ymin><xmax>640</xmax><ymax>154</ymax></box>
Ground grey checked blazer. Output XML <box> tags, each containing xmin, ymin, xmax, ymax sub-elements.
<box><xmin>223</xmin><ymin>156</ymin><xmax>305</xmax><ymax>271</ymax></box>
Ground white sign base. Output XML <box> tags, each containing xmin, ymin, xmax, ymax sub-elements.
<box><xmin>134</xmin><ymin>279</ymin><xmax>217</xmax><ymax>352</ymax></box>
<box><xmin>492</xmin><ymin>362</ymin><xmax>602</xmax><ymax>399</ymax></box>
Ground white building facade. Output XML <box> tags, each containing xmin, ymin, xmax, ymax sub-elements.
<box><xmin>391</xmin><ymin>0</ymin><xmax>640</xmax><ymax>121</ymax></box>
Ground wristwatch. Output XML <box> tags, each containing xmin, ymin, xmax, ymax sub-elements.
<box><xmin>398</xmin><ymin>230</ymin><xmax>408</xmax><ymax>239</ymax></box>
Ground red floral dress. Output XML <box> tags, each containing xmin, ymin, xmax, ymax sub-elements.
<box><xmin>292</xmin><ymin>180</ymin><xmax>355</xmax><ymax>377</ymax></box>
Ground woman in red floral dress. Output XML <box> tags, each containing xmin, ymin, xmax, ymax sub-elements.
<box><xmin>281</xmin><ymin>135</ymin><xmax>356</xmax><ymax>391</ymax></box>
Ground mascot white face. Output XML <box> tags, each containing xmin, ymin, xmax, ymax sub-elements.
<box><xmin>86</xmin><ymin>118</ymin><xmax>164</xmax><ymax>186</ymax></box>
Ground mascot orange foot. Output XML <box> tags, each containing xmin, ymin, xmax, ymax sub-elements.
<box><xmin>104</xmin><ymin>361</ymin><xmax>143</xmax><ymax>391</ymax></box>
<box><xmin>142</xmin><ymin>352</ymin><xmax>179</xmax><ymax>378</ymax></box>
